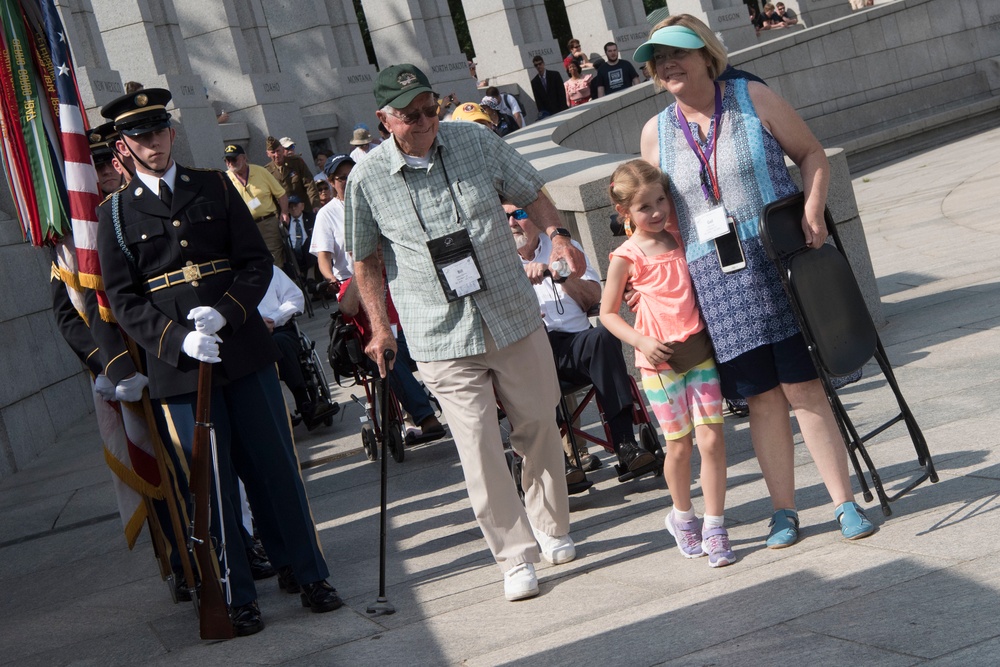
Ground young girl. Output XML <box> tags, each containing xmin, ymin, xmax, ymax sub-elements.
<box><xmin>600</xmin><ymin>160</ymin><xmax>734</xmax><ymax>568</ymax></box>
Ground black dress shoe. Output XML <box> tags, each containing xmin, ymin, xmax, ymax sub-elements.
<box><xmin>302</xmin><ymin>400</ymin><xmax>339</xmax><ymax>431</ymax></box>
<box><xmin>300</xmin><ymin>580</ymin><xmax>343</xmax><ymax>613</ymax></box>
<box><xmin>580</xmin><ymin>451</ymin><xmax>602</xmax><ymax>471</ymax></box>
<box><xmin>173</xmin><ymin>575</ymin><xmax>192</xmax><ymax>602</ymax></box>
<box><xmin>277</xmin><ymin>565</ymin><xmax>300</xmax><ymax>594</ymax></box>
<box><xmin>230</xmin><ymin>600</ymin><xmax>265</xmax><ymax>637</ymax></box>
<box><xmin>565</xmin><ymin>461</ymin><xmax>586</xmax><ymax>486</ymax></box>
<box><xmin>247</xmin><ymin>545</ymin><xmax>276</xmax><ymax>580</ymax></box>
<box><xmin>616</xmin><ymin>440</ymin><xmax>655</xmax><ymax>472</ymax></box>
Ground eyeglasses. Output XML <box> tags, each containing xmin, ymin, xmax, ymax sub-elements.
<box><xmin>653</xmin><ymin>49</ymin><xmax>693</xmax><ymax>65</ymax></box>
<box><xmin>508</xmin><ymin>209</ymin><xmax>528</xmax><ymax>220</ymax></box>
<box><xmin>386</xmin><ymin>103</ymin><xmax>441</xmax><ymax>125</ymax></box>
<box><xmin>332</xmin><ymin>175</ymin><xmax>349</xmax><ymax>182</ymax></box>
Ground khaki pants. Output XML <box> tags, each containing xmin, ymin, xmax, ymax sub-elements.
<box><xmin>255</xmin><ymin>213</ymin><xmax>286</xmax><ymax>268</ymax></box>
<box><xmin>418</xmin><ymin>325</ymin><xmax>569</xmax><ymax>573</ymax></box>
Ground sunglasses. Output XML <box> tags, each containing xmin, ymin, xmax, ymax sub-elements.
<box><xmin>387</xmin><ymin>103</ymin><xmax>441</xmax><ymax>125</ymax></box>
<box><xmin>508</xmin><ymin>209</ymin><xmax>528</xmax><ymax>220</ymax></box>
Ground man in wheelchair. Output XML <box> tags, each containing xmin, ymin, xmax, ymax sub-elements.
<box><xmin>258</xmin><ymin>265</ymin><xmax>339</xmax><ymax>430</ymax></box>
<box><xmin>337</xmin><ymin>268</ymin><xmax>446</xmax><ymax>442</ymax></box>
<box><xmin>504</xmin><ymin>201</ymin><xmax>655</xmax><ymax>474</ymax></box>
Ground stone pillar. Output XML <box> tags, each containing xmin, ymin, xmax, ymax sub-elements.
<box><xmin>363</xmin><ymin>0</ymin><xmax>479</xmax><ymax>104</ymax></box>
<box><xmin>258</xmin><ymin>0</ymin><xmax>380</xmax><ymax>154</ymax></box>
<box><xmin>662</xmin><ymin>0</ymin><xmax>759</xmax><ymax>53</ymax></box>
<box><xmin>563</xmin><ymin>0</ymin><xmax>651</xmax><ymax>69</ymax></box>
<box><xmin>171</xmin><ymin>0</ymin><xmax>308</xmax><ymax>167</ymax></box>
<box><xmin>90</xmin><ymin>0</ymin><xmax>223</xmax><ymax>169</ymax></box>
<box><xmin>0</xmin><ymin>174</ymin><xmax>93</xmax><ymax>481</ymax></box>
<box><xmin>464</xmin><ymin>0</ymin><xmax>562</xmax><ymax>120</ymax></box>
<box><xmin>53</xmin><ymin>0</ymin><xmax>126</xmax><ymax>120</ymax></box>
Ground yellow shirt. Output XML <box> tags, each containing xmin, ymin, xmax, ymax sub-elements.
<box><xmin>227</xmin><ymin>164</ymin><xmax>285</xmax><ymax>220</ymax></box>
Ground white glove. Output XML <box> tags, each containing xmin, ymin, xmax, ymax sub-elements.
<box><xmin>115</xmin><ymin>373</ymin><xmax>149</xmax><ymax>402</ymax></box>
<box><xmin>182</xmin><ymin>331</ymin><xmax>223</xmax><ymax>363</ymax></box>
<box><xmin>94</xmin><ymin>374</ymin><xmax>117</xmax><ymax>400</ymax></box>
<box><xmin>187</xmin><ymin>306</ymin><xmax>227</xmax><ymax>335</ymax></box>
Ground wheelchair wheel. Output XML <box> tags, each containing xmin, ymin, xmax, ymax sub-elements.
<box><xmin>638</xmin><ymin>423</ymin><xmax>660</xmax><ymax>453</ymax></box>
<box><xmin>505</xmin><ymin>449</ymin><xmax>525</xmax><ymax>503</ymax></box>
<box><xmin>638</xmin><ymin>423</ymin><xmax>665</xmax><ymax>477</ymax></box>
<box><xmin>309</xmin><ymin>348</ymin><xmax>336</xmax><ymax>425</ymax></box>
<box><xmin>386</xmin><ymin>420</ymin><xmax>405</xmax><ymax>463</ymax></box>
<box><xmin>361</xmin><ymin>424</ymin><xmax>378</xmax><ymax>462</ymax></box>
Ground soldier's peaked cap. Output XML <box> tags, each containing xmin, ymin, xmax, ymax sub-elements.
<box><xmin>88</xmin><ymin>122</ymin><xmax>118</xmax><ymax>163</ymax></box>
<box><xmin>101</xmin><ymin>88</ymin><xmax>173</xmax><ymax>137</ymax></box>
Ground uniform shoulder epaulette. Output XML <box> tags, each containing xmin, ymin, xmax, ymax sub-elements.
<box><xmin>99</xmin><ymin>181</ymin><xmax>128</xmax><ymax>205</ymax></box>
<box><xmin>186</xmin><ymin>166</ymin><xmax>224</xmax><ymax>174</ymax></box>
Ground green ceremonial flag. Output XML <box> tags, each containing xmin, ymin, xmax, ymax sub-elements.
<box><xmin>0</xmin><ymin>0</ymin><xmax>67</xmax><ymax>244</ymax></box>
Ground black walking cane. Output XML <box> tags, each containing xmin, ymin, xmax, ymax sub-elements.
<box><xmin>367</xmin><ymin>349</ymin><xmax>396</xmax><ymax>616</ymax></box>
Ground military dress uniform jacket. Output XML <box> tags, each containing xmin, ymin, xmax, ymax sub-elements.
<box><xmin>50</xmin><ymin>248</ymin><xmax>138</xmax><ymax>381</ymax></box>
<box><xmin>96</xmin><ymin>165</ymin><xmax>280</xmax><ymax>399</ymax></box>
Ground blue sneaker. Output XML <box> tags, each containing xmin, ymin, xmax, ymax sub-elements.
<box><xmin>665</xmin><ymin>512</ymin><xmax>704</xmax><ymax>558</ymax></box>
<box><xmin>766</xmin><ymin>509</ymin><xmax>799</xmax><ymax>549</ymax></box>
<box><xmin>701</xmin><ymin>526</ymin><xmax>736</xmax><ymax>568</ymax></box>
<box><xmin>835</xmin><ymin>502</ymin><xmax>875</xmax><ymax>540</ymax></box>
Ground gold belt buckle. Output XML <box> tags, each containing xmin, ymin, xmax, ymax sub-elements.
<box><xmin>182</xmin><ymin>264</ymin><xmax>203</xmax><ymax>283</ymax></box>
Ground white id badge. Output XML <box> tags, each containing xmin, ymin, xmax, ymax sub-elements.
<box><xmin>694</xmin><ymin>206</ymin><xmax>730</xmax><ymax>243</ymax></box>
<box><xmin>441</xmin><ymin>256</ymin><xmax>482</xmax><ymax>297</ymax></box>
<box><xmin>247</xmin><ymin>196</ymin><xmax>262</xmax><ymax>211</ymax></box>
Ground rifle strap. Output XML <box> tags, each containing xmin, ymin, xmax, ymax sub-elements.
<box><xmin>208</xmin><ymin>425</ymin><xmax>233</xmax><ymax>606</ymax></box>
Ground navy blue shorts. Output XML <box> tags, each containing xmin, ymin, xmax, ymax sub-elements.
<box><xmin>717</xmin><ymin>333</ymin><xmax>818</xmax><ymax>400</ymax></box>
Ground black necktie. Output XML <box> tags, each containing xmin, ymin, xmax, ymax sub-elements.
<box><xmin>159</xmin><ymin>180</ymin><xmax>172</xmax><ymax>209</ymax></box>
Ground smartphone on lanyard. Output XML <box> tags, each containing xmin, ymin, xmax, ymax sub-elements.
<box><xmin>715</xmin><ymin>217</ymin><xmax>746</xmax><ymax>273</ymax></box>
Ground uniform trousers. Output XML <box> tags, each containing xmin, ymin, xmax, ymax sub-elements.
<box><xmin>418</xmin><ymin>324</ymin><xmax>569</xmax><ymax>572</ymax></box>
<box><xmin>157</xmin><ymin>364</ymin><xmax>328</xmax><ymax>607</ymax></box>
<box><xmin>255</xmin><ymin>213</ymin><xmax>286</xmax><ymax>269</ymax></box>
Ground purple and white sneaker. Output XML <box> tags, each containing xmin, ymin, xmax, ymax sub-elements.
<box><xmin>665</xmin><ymin>512</ymin><xmax>705</xmax><ymax>558</ymax></box>
<box><xmin>701</xmin><ymin>526</ymin><xmax>736</xmax><ymax>568</ymax></box>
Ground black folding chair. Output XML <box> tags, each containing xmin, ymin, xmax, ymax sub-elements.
<box><xmin>758</xmin><ymin>193</ymin><xmax>937</xmax><ymax>516</ymax></box>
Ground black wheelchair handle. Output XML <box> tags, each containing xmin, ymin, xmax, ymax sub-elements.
<box><xmin>383</xmin><ymin>349</ymin><xmax>395</xmax><ymax>363</ymax></box>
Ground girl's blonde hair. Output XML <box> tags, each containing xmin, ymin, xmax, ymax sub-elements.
<box><xmin>643</xmin><ymin>14</ymin><xmax>729</xmax><ymax>85</ymax></box>
<box><xmin>609</xmin><ymin>160</ymin><xmax>671</xmax><ymax>236</ymax></box>
<box><xmin>610</xmin><ymin>160</ymin><xmax>670</xmax><ymax>210</ymax></box>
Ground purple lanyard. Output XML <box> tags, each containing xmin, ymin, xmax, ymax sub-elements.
<box><xmin>675</xmin><ymin>82</ymin><xmax>723</xmax><ymax>203</ymax></box>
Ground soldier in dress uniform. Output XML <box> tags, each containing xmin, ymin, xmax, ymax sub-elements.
<box><xmin>94</xmin><ymin>88</ymin><xmax>342</xmax><ymax>637</ymax></box>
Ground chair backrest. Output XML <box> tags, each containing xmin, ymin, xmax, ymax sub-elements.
<box><xmin>759</xmin><ymin>193</ymin><xmax>877</xmax><ymax>377</ymax></box>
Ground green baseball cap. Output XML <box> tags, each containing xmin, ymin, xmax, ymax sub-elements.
<box><xmin>374</xmin><ymin>64</ymin><xmax>436</xmax><ymax>109</ymax></box>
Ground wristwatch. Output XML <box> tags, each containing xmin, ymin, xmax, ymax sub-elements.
<box><xmin>549</xmin><ymin>227</ymin><xmax>572</xmax><ymax>241</ymax></box>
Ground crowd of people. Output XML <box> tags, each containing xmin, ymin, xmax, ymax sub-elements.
<box><xmin>51</xmin><ymin>11</ymin><xmax>878</xmax><ymax>640</ymax></box>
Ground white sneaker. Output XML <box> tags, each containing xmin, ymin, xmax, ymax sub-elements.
<box><xmin>504</xmin><ymin>562</ymin><xmax>539</xmax><ymax>601</ymax></box>
<box><xmin>532</xmin><ymin>527</ymin><xmax>576</xmax><ymax>565</ymax></box>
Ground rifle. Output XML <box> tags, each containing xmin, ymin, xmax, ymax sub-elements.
<box><xmin>190</xmin><ymin>362</ymin><xmax>235</xmax><ymax>640</ymax></box>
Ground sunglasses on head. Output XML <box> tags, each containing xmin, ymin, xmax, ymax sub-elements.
<box><xmin>387</xmin><ymin>103</ymin><xmax>441</xmax><ymax>125</ymax></box>
<box><xmin>508</xmin><ymin>209</ymin><xmax>528</xmax><ymax>220</ymax></box>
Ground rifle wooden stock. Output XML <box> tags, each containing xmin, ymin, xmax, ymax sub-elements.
<box><xmin>191</xmin><ymin>362</ymin><xmax>235</xmax><ymax>640</ymax></box>
<box><xmin>138</xmin><ymin>392</ymin><xmax>197</xmax><ymax>602</ymax></box>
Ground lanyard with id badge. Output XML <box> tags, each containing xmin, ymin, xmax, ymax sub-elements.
<box><xmin>677</xmin><ymin>82</ymin><xmax>746</xmax><ymax>273</ymax></box>
<box><xmin>403</xmin><ymin>148</ymin><xmax>487</xmax><ymax>301</ymax></box>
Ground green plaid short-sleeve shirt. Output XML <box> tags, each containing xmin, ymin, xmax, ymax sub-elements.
<box><xmin>345</xmin><ymin>121</ymin><xmax>546</xmax><ymax>362</ymax></box>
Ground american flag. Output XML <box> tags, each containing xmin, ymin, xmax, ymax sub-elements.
<box><xmin>37</xmin><ymin>0</ymin><xmax>107</xmax><ymax>306</ymax></box>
